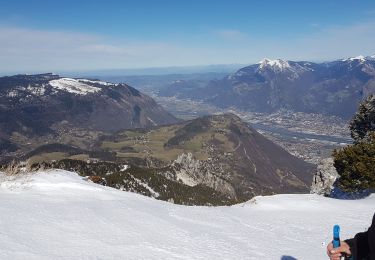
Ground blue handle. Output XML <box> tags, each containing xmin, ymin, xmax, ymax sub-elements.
<box><xmin>333</xmin><ymin>225</ymin><xmax>340</xmax><ymax>248</ymax></box>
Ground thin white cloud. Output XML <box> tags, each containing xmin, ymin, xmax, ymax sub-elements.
<box><xmin>0</xmin><ymin>27</ymin><xmax>175</xmax><ymax>72</ymax></box>
<box><xmin>292</xmin><ymin>20</ymin><xmax>375</xmax><ymax>60</ymax></box>
<box><xmin>0</xmin><ymin>26</ymin><xmax>248</xmax><ymax>73</ymax></box>
<box><xmin>216</xmin><ymin>29</ymin><xmax>248</xmax><ymax>40</ymax></box>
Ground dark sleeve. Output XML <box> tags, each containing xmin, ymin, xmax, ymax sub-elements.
<box><xmin>345</xmin><ymin>232</ymin><xmax>369</xmax><ymax>259</ymax></box>
<box><xmin>344</xmin><ymin>213</ymin><xmax>375</xmax><ymax>260</ymax></box>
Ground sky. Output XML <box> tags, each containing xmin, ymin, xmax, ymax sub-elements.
<box><xmin>1</xmin><ymin>0</ymin><xmax>375</xmax><ymax>73</ymax></box>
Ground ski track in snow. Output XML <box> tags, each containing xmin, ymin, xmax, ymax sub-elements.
<box><xmin>0</xmin><ymin>170</ymin><xmax>374</xmax><ymax>260</ymax></box>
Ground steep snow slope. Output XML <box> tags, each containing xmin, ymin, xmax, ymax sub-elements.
<box><xmin>0</xmin><ymin>170</ymin><xmax>374</xmax><ymax>260</ymax></box>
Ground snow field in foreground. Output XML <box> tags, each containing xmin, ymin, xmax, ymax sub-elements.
<box><xmin>0</xmin><ymin>170</ymin><xmax>374</xmax><ymax>260</ymax></box>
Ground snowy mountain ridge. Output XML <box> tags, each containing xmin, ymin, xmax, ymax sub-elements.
<box><xmin>0</xmin><ymin>169</ymin><xmax>374</xmax><ymax>260</ymax></box>
<box><xmin>341</xmin><ymin>54</ymin><xmax>375</xmax><ymax>62</ymax></box>
<box><xmin>0</xmin><ymin>73</ymin><xmax>178</xmax><ymax>139</ymax></box>
<box><xmin>342</xmin><ymin>55</ymin><xmax>367</xmax><ymax>63</ymax></box>
<box><xmin>49</xmin><ymin>78</ymin><xmax>105</xmax><ymax>95</ymax></box>
<box><xmin>258</xmin><ymin>58</ymin><xmax>291</xmax><ymax>71</ymax></box>
<box><xmin>15</xmin><ymin>77</ymin><xmax>116</xmax><ymax>96</ymax></box>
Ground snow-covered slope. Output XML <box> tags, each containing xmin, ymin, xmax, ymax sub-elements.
<box><xmin>0</xmin><ymin>170</ymin><xmax>374</xmax><ymax>260</ymax></box>
<box><xmin>256</xmin><ymin>58</ymin><xmax>313</xmax><ymax>76</ymax></box>
<box><xmin>49</xmin><ymin>78</ymin><xmax>103</xmax><ymax>95</ymax></box>
<box><xmin>258</xmin><ymin>58</ymin><xmax>292</xmax><ymax>71</ymax></box>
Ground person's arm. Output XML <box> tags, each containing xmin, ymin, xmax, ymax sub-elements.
<box><xmin>344</xmin><ymin>213</ymin><xmax>374</xmax><ymax>259</ymax></box>
<box><xmin>327</xmin><ymin>213</ymin><xmax>374</xmax><ymax>260</ymax></box>
<box><xmin>344</xmin><ymin>232</ymin><xmax>368</xmax><ymax>259</ymax></box>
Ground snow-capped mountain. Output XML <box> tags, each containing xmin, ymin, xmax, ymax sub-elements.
<box><xmin>342</xmin><ymin>55</ymin><xmax>367</xmax><ymax>63</ymax></box>
<box><xmin>161</xmin><ymin>55</ymin><xmax>375</xmax><ymax>118</ymax></box>
<box><xmin>258</xmin><ymin>58</ymin><xmax>291</xmax><ymax>71</ymax></box>
<box><xmin>341</xmin><ymin>54</ymin><xmax>375</xmax><ymax>62</ymax></box>
<box><xmin>210</xmin><ymin>58</ymin><xmax>315</xmax><ymax>80</ymax></box>
<box><xmin>331</xmin><ymin>55</ymin><xmax>375</xmax><ymax>72</ymax></box>
<box><xmin>257</xmin><ymin>58</ymin><xmax>313</xmax><ymax>76</ymax></box>
<box><xmin>0</xmin><ymin>73</ymin><xmax>178</xmax><ymax>155</ymax></box>
<box><xmin>0</xmin><ymin>169</ymin><xmax>374</xmax><ymax>259</ymax></box>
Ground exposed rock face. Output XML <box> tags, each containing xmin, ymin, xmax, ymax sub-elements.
<box><xmin>171</xmin><ymin>153</ymin><xmax>236</xmax><ymax>198</ymax></box>
<box><xmin>0</xmin><ymin>160</ymin><xmax>34</xmax><ymax>175</ymax></box>
<box><xmin>311</xmin><ymin>158</ymin><xmax>339</xmax><ymax>195</ymax></box>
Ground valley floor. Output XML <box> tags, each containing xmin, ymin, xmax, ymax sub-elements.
<box><xmin>0</xmin><ymin>170</ymin><xmax>374</xmax><ymax>260</ymax></box>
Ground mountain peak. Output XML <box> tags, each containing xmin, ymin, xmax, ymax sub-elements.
<box><xmin>342</xmin><ymin>55</ymin><xmax>366</xmax><ymax>63</ymax></box>
<box><xmin>258</xmin><ymin>58</ymin><xmax>291</xmax><ymax>71</ymax></box>
<box><xmin>258</xmin><ymin>58</ymin><xmax>291</xmax><ymax>72</ymax></box>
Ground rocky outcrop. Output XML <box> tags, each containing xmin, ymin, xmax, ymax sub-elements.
<box><xmin>311</xmin><ymin>158</ymin><xmax>339</xmax><ymax>195</ymax></box>
<box><xmin>171</xmin><ymin>153</ymin><xmax>236</xmax><ymax>198</ymax></box>
<box><xmin>0</xmin><ymin>160</ymin><xmax>34</xmax><ymax>175</ymax></box>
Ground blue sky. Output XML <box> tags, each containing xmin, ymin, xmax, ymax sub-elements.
<box><xmin>1</xmin><ymin>0</ymin><xmax>375</xmax><ymax>73</ymax></box>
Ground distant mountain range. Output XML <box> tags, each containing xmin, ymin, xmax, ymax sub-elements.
<box><xmin>0</xmin><ymin>73</ymin><xmax>177</xmax><ymax>155</ymax></box>
<box><xmin>159</xmin><ymin>55</ymin><xmax>375</xmax><ymax>118</ymax></box>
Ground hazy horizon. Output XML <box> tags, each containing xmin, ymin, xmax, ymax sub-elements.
<box><xmin>3</xmin><ymin>53</ymin><xmax>375</xmax><ymax>77</ymax></box>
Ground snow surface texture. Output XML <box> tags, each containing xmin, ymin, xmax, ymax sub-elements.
<box><xmin>0</xmin><ymin>170</ymin><xmax>374</xmax><ymax>260</ymax></box>
<box><xmin>49</xmin><ymin>78</ymin><xmax>102</xmax><ymax>95</ymax></box>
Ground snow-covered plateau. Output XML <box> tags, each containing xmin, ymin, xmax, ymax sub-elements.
<box><xmin>49</xmin><ymin>78</ymin><xmax>102</xmax><ymax>95</ymax></box>
<box><xmin>0</xmin><ymin>170</ymin><xmax>374</xmax><ymax>260</ymax></box>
